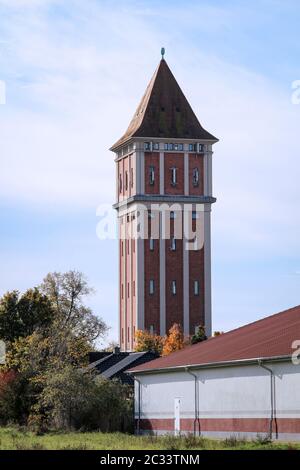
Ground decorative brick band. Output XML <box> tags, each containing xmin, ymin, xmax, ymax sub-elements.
<box><xmin>136</xmin><ymin>418</ymin><xmax>300</xmax><ymax>434</ymax></box>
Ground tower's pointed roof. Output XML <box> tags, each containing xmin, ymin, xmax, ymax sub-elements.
<box><xmin>110</xmin><ymin>59</ymin><xmax>218</xmax><ymax>150</ymax></box>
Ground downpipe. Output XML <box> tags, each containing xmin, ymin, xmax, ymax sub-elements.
<box><xmin>135</xmin><ymin>377</ymin><xmax>142</xmax><ymax>435</ymax></box>
<box><xmin>258</xmin><ymin>360</ymin><xmax>277</xmax><ymax>440</ymax></box>
<box><xmin>186</xmin><ymin>368</ymin><xmax>200</xmax><ymax>436</ymax></box>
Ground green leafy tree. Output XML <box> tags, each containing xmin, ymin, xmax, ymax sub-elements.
<box><xmin>40</xmin><ymin>271</ymin><xmax>107</xmax><ymax>344</ymax></box>
<box><xmin>0</xmin><ymin>271</ymin><xmax>110</xmax><ymax>430</ymax></box>
<box><xmin>0</xmin><ymin>289</ymin><xmax>54</xmax><ymax>343</ymax></box>
<box><xmin>191</xmin><ymin>325</ymin><xmax>207</xmax><ymax>344</ymax></box>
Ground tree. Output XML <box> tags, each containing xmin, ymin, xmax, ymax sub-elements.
<box><xmin>0</xmin><ymin>271</ymin><xmax>110</xmax><ymax>430</ymax></box>
<box><xmin>162</xmin><ymin>323</ymin><xmax>184</xmax><ymax>356</ymax></box>
<box><xmin>214</xmin><ymin>331</ymin><xmax>224</xmax><ymax>337</ymax></box>
<box><xmin>0</xmin><ymin>289</ymin><xmax>54</xmax><ymax>343</ymax></box>
<box><xmin>190</xmin><ymin>325</ymin><xmax>207</xmax><ymax>344</ymax></box>
<box><xmin>134</xmin><ymin>330</ymin><xmax>164</xmax><ymax>355</ymax></box>
<box><xmin>40</xmin><ymin>271</ymin><xmax>107</xmax><ymax>344</ymax></box>
<box><xmin>30</xmin><ymin>366</ymin><xmax>133</xmax><ymax>432</ymax></box>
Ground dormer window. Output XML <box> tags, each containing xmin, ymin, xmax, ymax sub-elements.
<box><xmin>192</xmin><ymin>167</ymin><xmax>199</xmax><ymax>187</ymax></box>
<box><xmin>171</xmin><ymin>167</ymin><xmax>177</xmax><ymax>186</ymax></box>
<box><xmin>149</xmin><ymin>166</ymin><xmax>155</xmax><ymax>185</ymax></box>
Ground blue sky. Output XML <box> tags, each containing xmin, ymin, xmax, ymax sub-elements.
<box><xmin>0</xmin><ymin>0</ymin><xmax>299</xmax><ymax>346</ymax></box>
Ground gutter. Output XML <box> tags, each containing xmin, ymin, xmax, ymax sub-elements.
<box><xmin>127</xmin><ymin>354</ymin><xmax>291</xmax><ymax>376</ymax></box>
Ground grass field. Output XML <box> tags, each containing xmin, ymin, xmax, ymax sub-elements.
<box><xmin>0</xmin><ymin>427</ymin><xmax>299</xmax><ymax>450</ymax></box>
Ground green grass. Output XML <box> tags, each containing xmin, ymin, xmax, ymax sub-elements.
<box><xmin>0</xmin><ymin>427</ymin><xmax>299</xmax><ymax>450</ymax></box>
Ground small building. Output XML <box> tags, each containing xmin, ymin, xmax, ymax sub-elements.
<box><xmin>129</xmin><ymin>306</ymin><xmax>300</xmax><ymax>440</ymax></box>
<box><xmin>88</xmin><ymin>348</ymin><xmax>157</xmax><ymax>385</ymax></box>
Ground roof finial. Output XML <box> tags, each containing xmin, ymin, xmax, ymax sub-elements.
<box><xmin>161</xmin><ymin>47</ymin><xmax>165</xmax><ymax>60</ymax></box>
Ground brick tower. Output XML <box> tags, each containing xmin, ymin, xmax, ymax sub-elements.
<box><xmin>110</xmin><ymin>55</ymin><xmax>218</xmax><ymax>351</ymax></box>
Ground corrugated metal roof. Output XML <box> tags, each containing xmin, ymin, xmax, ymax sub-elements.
<box><xmin>110</xmin><ymin>59</ymin><xmax>218</xmax><ymax>150</ymax></box>
<box><xmin>102</xmin><ymin>352</ymin><xmax>149</xmax><ymax>379</ymax></box>
<box><xmin>129</xmin><ymin>305</ymin><xmax>300</xmax><ymax>373</ymax></box>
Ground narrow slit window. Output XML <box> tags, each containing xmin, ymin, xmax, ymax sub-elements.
<box><xmin>171</xmin><ymin>280</ymin><xmax>177</xmax><ymax>295</ymax></box>
<box><xmin>130</xmin><ymin>167</ymin><xmax>134</xmax><ymax>187</ymax></box>
<box><xmin>149</xmin><ymin>279</ymin><xmax>155</xmax><ymax>295</ymax></box>
<box><xmin>192</xmin><ymin>167</ymin><xmax>199</xmax><ymax>187</ymax></box>
<box><xmin>119</xmin><ymin>174</ymin><xmax>122</xmax><ymax>193</ymax></box>
<box><xmin>171</xmin><ymin>237</ymin><xmax>176</xmax><ymax>251</ymax></box>
<box><xmin>194</xmin><ymin>280</ymin><xmax>200</xmax><ymax>296</ymax></box>
<box><xmin>149</xmin><ymin>238</ymin><xmax>155</xmax><ymax>251</ymax></box>
<box><xmin>149</xmin><ymin>166</ymin><xmax>155</xmax><ymax>185</ymax></box>
<box><xmin>171</xmin><ymin>167</ymin><xmax>177</xmax><ymax>186</ymax></box>
<box><xmin>125</xmin><ymin>171</ymin><xmax>128</xmax><ymax>191</ymax></box>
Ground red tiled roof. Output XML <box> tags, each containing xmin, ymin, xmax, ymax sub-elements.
<box><xmin>110</xmin><ymin>59</ymin><xmax>218</xmax><ymax>150</ymax></box>
<box><xmin>130</xmin><ymin>305</ymin><xmax>300</xmax><ymax>373</ymax></box>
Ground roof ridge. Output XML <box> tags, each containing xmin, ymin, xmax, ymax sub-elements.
<box><xmin>137</xmin><ymin>304</ymin><xmax>300</xmax><ymax>363</ymax></box>
<box><xmin>210</xmin><ymin>304</ymin><xmax>300</xmax><ymax>341</ymax></box>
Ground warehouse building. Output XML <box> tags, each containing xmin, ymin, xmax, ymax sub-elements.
<box><xmin>129</xmin><ymin>306</ymin><xmax>300</xmax><ymax>440</ymax></box>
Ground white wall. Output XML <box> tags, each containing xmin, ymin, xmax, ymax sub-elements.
<box><xmin>134</xmin><ymin>360</ymin><xmax>300</xmax><ymax>439</ymax></box>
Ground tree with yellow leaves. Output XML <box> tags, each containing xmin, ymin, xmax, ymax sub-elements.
<box><xmin>162</xmin><ymin>323</ymin><xmax>184</xmax><ymax>356</ymax></box>
<box><xmin>134</xmin><ymin>329</ymin><xmax>164</xmax><ymax>355</ymax></box>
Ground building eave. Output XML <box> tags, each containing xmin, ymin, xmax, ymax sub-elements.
<box><xmin>113</xmin><ymin>194</ymin><xmax>217</xmax><ymax>210</ymax></box>
<box><xmin>128</xmin><ymin>354</ymin><xmax>292</xmax><ymax>376</ymax></box>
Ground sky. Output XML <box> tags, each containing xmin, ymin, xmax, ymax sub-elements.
<box><xmin>0</xmin><ymin>0</ymin><xmax>300</xmax><ymax>347</ymax></box>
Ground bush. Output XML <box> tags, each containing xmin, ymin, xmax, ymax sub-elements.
<box><xmin>36</xmin><ymin>365</ymin><xmax>133</xmax><ymax>432</ymax></box>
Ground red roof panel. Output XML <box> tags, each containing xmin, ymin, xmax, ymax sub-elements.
<box><xmin>130</xmin><ymin>305</ymin><xmax>300</xmax><ymax>373</ymax></box>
